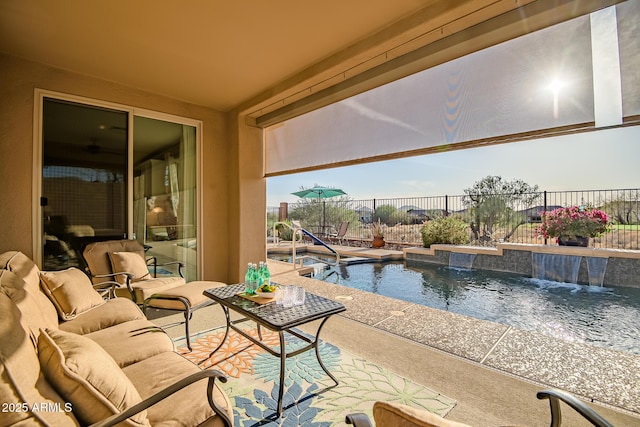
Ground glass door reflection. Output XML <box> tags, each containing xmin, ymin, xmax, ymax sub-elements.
<box><xmin>42</xmin><ymin>98</ymin><xmax>127</xmax><ymax>271</ymax></box>
<box><xmin>133</xmin><ymin>116</ymin><xmax>198</xmax><ymax>281</ymax></box>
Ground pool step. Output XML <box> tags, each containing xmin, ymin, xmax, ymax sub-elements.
<box><xmin>301</xmin><ymin>259</ymin><xmax>376</xmax><ymax>278</ymax></box>
<box><xmin>296</xmin><ymin>262</ymin><xmax>329</xmax><ymax>278</ymax></box>
<box><xmin>339</xmin><ymin>256</ymin><xmax>376</xmax><ymax>265</ymax></box>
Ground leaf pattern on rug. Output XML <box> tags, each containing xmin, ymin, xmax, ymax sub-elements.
<box><xmin>252</xmin><ymin>338</ymin><xmax>341</xmax><ymax>388</ymax></box>
<box><xmin>174</xmin><ymin>327</ymin><xmax>456</xmax><ymax>425</ymax></box>
<box><xmin>312</xmin><ymin>357</ymin><xmax>456</xmax><ymax>423</ymax></box>
<box><xmin>234</xmin><ymin>383</ymin><xmax>331</xmax><ymax>427</ymax></box>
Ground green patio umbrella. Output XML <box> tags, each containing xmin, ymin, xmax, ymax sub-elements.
<box><xmin>292</xmin><ymin>186</ymin><xmax>346</xmax><ymax>233</ymax></box>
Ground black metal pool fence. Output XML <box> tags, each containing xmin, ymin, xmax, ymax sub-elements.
<box><xmin>268</xmin><ymin>188</ymin><xmax>640</xmax><ymax>250</ymax></box>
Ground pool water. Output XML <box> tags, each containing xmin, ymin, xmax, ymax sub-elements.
<box><xmin>314</xmin><ymin>259</ymin><xmax>640</xmax><ymax>355</ymax></box>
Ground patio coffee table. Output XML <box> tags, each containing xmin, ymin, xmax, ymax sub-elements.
<box><xmin>203</xmin><ymin>283</ymin><xmax>346</xmax><ymax>416</ymax></box>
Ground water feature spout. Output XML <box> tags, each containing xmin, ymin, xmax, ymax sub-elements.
<box><xmin>586</xmin><ymin>257</ymin><xmax>608</xmax><ymax>286</ymax></box>
<box><xmin>449</xmin><ymin>252</ymin><xmax>476</xmax><ymax>269</ymax></box>
<box><xmin>532</xmin><ymin>253</ymin><xmax>582</xmax><ymax>283</ymax></box>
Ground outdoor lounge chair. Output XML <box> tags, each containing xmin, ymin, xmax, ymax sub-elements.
<box><xmin>345</xmin><ymin>388</ymin><xmax>614</xmax><ymax>427</ymax></box>
<box><xmin>82</xmin><ymin>239</ymin><xmax>226</xmax><ymax>351</ymax></box>
<box><xmin>327</xmin><ymin>221</ymin><xmax>349</xmax><ymax>246</ymax></box>
<box><xmin>83</xmin><ymin>239</ymin><xmax>186</xmax><ymax>303</ymax></box>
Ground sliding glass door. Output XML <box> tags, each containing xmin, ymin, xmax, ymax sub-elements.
<box><xmin>133</xmin><ymin>116</ymin><xmax>198</xmax><ymax>281</ymax></box>
<box><xmin>39</xmin><ymin>95</ymin><xmax>199</xmax><ymax>280</ymax></box>
<box><xmin>41</xmin><ymin>98</ymin><xmax>128</xmax><ymax>271</ymax></box>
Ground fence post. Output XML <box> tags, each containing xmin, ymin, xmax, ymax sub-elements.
<box><xmin>445</xmin><ymin>195</ymin><xmax>449</xmax><ymax>216</ymax></box>
<box><xmin>543</xmin><ymin>191</ymin><xmax>547</xmax><ymax>245</ymax></box>
<box><xmin>279</xmin><ymin>203</ymin><xmax>288</xmax><ymax>221</ymax></box>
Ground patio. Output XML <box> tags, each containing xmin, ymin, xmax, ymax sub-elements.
<box><xmin>3</xmin><ymin>2</ymin><xmax>639</xmax><ymax>425</ymax></box>
<box><xmin>148</xmin><ymin>259</ymin><xmax>640</xmax><ymax>426</ymax></box>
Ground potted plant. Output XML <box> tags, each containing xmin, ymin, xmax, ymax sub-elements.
<box><xmin>535</xmin><ymin>205</ymin><xmax>610</xmax><ymax>247</ymax></box>
<box><xmin>371</xmin><ymin>218</ymin><xmax>385</xmax><ymax>248</ymax></box>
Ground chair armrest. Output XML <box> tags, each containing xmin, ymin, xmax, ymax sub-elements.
<box><xmin>345</xmin><ymin>413</ymin><xmax>373</xmax><ymax>427</ymax></box>
<box><xmin>536</xmin><ymin>389</ymin><xmax>614</xmax><ymax>427</ymax></box>
<box><xmin>89</xmin><ymin>370</ymin><xmax>231</xmax><ymax>427</ymax></box>
<box><xmin>145</xmin><ymin>256</ymin><xmax>184</xmax><ymax>278</ymax></box>
<box><xmin>158</xmin><ymin>261</ymin><xmax>184</xmax><ymax>278</ymax></box>
<box><xmin>94</xmin><ymin>272</ymin><xmax>134</xmax><ymax>281</ymax></box>
<box><xmin>92</xmin><ymin>280</ymin><xmax>121</xmax><ymax>299</ymax></box>
<box><xmin>94</xmin><ymin>272</ymin><xmax>135</xmax><ymax>299</ymax></box>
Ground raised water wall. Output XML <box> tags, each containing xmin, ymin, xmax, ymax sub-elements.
<box><xmin>405</xmin><ymin>243</ymin><xmax>640</xmax><ymax>288</ymax></box>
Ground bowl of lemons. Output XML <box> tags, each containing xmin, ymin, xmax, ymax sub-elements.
<box><xmin>255</xmin><ymin>284</ymin><xmax>277</xmax><ymax>298</ymax></box>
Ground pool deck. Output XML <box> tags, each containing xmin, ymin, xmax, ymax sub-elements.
<box><xmin>149</xmin><ymin>242</ymin><xmax>640</xmax><ymax>425</ymax></box>
<box><xmin>265</xmin><ymin>243</ymin><xmax>640</xmax><ymax>423</ymax></box>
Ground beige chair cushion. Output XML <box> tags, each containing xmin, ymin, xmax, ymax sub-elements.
<box><xmin>144</xmin><ymin>281</ymin><xmax>226</xmax><ymax>310</ymax></box>
<box><xmin>1</xmin><ymin>251</ymin><xmax>43</xmax><ymax>291</ymax></box>
<box><xmin>108</xmin><ymin>251</ymin><xmax>151</xmax><ymax>284</ymax></box>
<box><xmin>123</xmin><ymin>351</ymin><xmax>233</xmax><ymax>426</ymax></box>
<box><xmin>114</xmin><ymin>276</ymin><xmax>186</xmax><ymax>302</ymax></box>
<box><xmin>0</xmin><ymin>291</ymin><xmax>78</xmax><ymax>426</ymax></box>
<box><xmin>0</xmin><ymin>251</ymin><xmax>58</xmax><ymax>330</ymax></box>
<box><xmin>84</xmin><ymin>319</ymin><xmax>175</xmax><ymax>368</ymax></box>
<box><xmin>59</xmin><ymin>298</ymin><xmax>146</xmax><ymax>335</ymax></box>
<box><xmin>0</xmin><ymin>268</ymin><xmax>59</xmax><ymax>338</ymax></box>
<box><xmin>40</xmin><ymin>268</ymin><xmax>105</xmax><ymax>321</ymax></box>
<box><xmin>373</xmin><ymin>402</ymin><xmax>472</xmax><ymax>427</ymax></box>
<box><xmin>38</xmin><ymin>328</ymin><xmax>151</xmax><ymax>427</ymax></box>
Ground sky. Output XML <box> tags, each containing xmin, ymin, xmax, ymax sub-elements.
<box><xmin>266</xmin><ymin>125</ymin><xmax>640</xmax><ymax>206</ymax></box>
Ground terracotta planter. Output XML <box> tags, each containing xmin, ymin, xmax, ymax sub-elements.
<box><xmin>558</xmin><ymin>236</ymin><xmax>589</xmax><ymax>247</ymax></box>
<box><xmin>372</xmin><ymin>236</ymin><xmax>385</xmax><ymax>248</ymax></box>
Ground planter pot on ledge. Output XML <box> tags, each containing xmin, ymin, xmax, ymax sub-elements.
<box><xmin>372</xmin><ymin>236</ymin><xmax>385</xmax><ymax>248</ymax></box>
<box><xmin>558</xmin><ymin>236</ymin><xmax>589</xmax><ymax>247</ymax></box>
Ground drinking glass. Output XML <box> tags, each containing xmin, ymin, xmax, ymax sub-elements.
<box><xmin>282</xmin><ymin>286</ymin><xmax>295</xmax><ymax>308</ymax></box>
<box><xmin>276</xmin><ymin>286</ymin><xmax>285</xmax><ymax>306</ymax></box>
<box><xmin>293</xmin><ymin>286</ymin><xmax>306</xmax><ymax>305</ymax></box>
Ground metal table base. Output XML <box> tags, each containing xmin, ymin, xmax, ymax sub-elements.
<box><xmin>203</xmin><ymin>284</ymin><xmax>346</xmax><ymax>417</ymax></box>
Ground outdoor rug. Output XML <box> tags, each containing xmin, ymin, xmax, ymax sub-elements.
<box><xmin>174</xmin><ymin>326</ymin><xmax>456</xmax><ymax>426</ymax></box>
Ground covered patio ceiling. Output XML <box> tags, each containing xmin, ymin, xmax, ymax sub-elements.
<box><xmin>0</xmin><ymin>1</ymin><xmax>620</xmax><ymax>121</ymax></box>
<box><xmin>0</xmin><ymin>0</ymin><xmax>439</xmax><ymax>112</ymax></box>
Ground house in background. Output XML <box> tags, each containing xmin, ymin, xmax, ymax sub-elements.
<box><xmin>522</xmin><ymin>205</ymin><xmax>564</xmax><ymax>223</ymax></box>
<box><xmin>354</xmin><ymin>206</ymin><xmax>374</xmax><ymax>224</ymax></box>
<box><xmin>0</xmin><ymin>0</ymin><xmax>632</xmax><ymax>283</ymax></box>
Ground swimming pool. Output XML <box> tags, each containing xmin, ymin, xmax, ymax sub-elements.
<box><xmin>272</xmin><ymin>255</ymin><xmax>640</xmax><ymax>355</ymax></box>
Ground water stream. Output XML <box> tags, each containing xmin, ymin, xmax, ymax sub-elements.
<box><xmin>531</xmin><ymin>253</ymin><xmax>582</xmax><ymax>283</ymax></box>
<box><xmin>448</xmin><ymin>252</ymin><xmax>476</xmax><ymax>270</ymax></box>
<box><xmin>586</xmin><ymin>257</ymin><xmax>609</xmax><ymax>286</ymax></box>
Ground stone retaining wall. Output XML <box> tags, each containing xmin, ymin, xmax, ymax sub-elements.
<box><xmin>405</xmin><ymin>243</ymin><xmax>640</xmax><ymax>288</ymax></box>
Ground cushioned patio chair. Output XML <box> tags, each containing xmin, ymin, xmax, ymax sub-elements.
<box><xmin>83</xmin><ymin>239</ymin><xmax>186</xmax><ymax>303</ymax></box>
<box><xmin>83</xmin><ymin>239</ymin><xmax>226</xmax><ymax>351</ymax></box>
<box><xmin>345</xmin><ymin>389</ymin><xmax>614</xmax><ymax>427</ymax></box>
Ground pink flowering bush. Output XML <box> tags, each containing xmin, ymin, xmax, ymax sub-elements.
<box><xmin>536</xmin><ymin>206</ymin><xmax>611</xmax><ymax>239</ymax></box>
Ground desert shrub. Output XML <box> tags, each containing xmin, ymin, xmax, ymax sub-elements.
<box><xmin>275</xmin><ymin>220</ymin><xmax>298</xmax><ymax>241</ymax></box>
<box><xmin>389</xmin><ymin>210</ymin><xmax>411</xmax><ymax>225</ymax></box>
<box><xmin>421</xmin><ymin>217</ymin><xmax>470</xmax><ymax>247</ymax></box>
<box><xmin>373</xmin><ymin>205</ymin><xmax>397</xmax><ymax>225</ymax></box>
